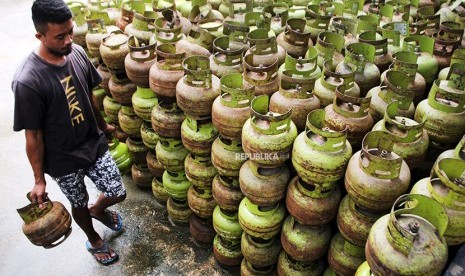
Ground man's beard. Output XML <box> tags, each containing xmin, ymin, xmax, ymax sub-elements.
<box><xmin>47</xmin><ymin>44</ymin><xmax>72</xmax><ymax>57</ymax></box>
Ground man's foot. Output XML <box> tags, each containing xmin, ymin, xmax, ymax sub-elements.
<box><xmin>86</xmin><ymin>240</ymin><xmax>119</xmax><ymax>265</ymax></box>
<box><xmin>89</xmin><ymin>208</ymin><xmax>123</xmax><ymax>231</ymax></box>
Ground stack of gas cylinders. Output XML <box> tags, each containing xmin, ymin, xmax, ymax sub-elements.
<box><xmin>67</xmin><ymin>0</ymin><xmax>465</xmax><ymax>274</ymax></box>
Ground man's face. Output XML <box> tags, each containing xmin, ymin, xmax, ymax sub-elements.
<box><xmin>37</xmin><ymin>19</ymin><xmax>74</xmax><ymax>56</ymax></box>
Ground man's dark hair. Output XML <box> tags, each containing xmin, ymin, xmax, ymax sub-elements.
<box><xmin>32</xmin><ymin>0</ymin><xmax>73</xmax><ymax>34</ymax></box>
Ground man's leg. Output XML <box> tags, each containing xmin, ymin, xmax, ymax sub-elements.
<box><xmin>53</xmin><ymin>170</ymin><xmax>117</xmax><ymax>263</ymax></box>
<box><xmin>86</xmin><ymin>151</ymin><xmax>127</xmax><ymax>226</ymax></box>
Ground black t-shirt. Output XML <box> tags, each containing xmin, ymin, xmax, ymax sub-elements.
<box><xmin>12</xmin><ymin>44</ymin><xmax>107</xmax><ymax>177</ymax></box>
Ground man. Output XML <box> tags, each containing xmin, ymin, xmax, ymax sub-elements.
<box><xmin>12</xmin><ymin>0</ymin><xmax>126</xmax><ymax>265</ymax></box>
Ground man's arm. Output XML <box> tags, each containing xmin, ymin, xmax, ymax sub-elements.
<box><xmin>25</xmin><ymin>129</ymin><xmax>46</xmax><ymax>207</ymax></box>
<box><xmin>91</xmin><ymin>92</ymin><xmax>115</xmax><ymax>136</ymax></box>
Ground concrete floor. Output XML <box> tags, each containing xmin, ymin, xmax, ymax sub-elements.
<box><xmin>0</xmin><ymin>1</ymin><xmax>236</xmax><ymax>275</ymax></box>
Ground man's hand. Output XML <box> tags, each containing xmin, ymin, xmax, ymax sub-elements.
<box><xmin>102</xmin><ymin>123</ymin><xmax>116</xmax><ymax>139</ymax></box>
<box><xmin>30</xmin><ymin>181</ymin><xmax>46</xmax><ymax>209</ymax></box>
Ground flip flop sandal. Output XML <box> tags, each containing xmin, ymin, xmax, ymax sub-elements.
<box><xmin>91</xmin><ymin>209</ymin><xmax>123</xmax><ymax>231</ymax></box>
<box><xmin>85</xmin><ymin>241</ymin><xmax>119</xmax><ymax>266</ymax></box>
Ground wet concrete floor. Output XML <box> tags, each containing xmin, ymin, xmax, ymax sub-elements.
<box><xmin>0</xmin><ymin>1</ymin><xmax>236</xmax><ymax>275</ymax></box>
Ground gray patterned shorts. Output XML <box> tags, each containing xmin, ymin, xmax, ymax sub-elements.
<box><xmin>52</xmin><ymin>150</ymin><xmax>126</xmax><ymax>208</ymax></box>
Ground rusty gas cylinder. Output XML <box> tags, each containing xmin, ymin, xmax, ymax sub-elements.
<box><xmin>241</xmin><ymin>232</ymin><xmax>282</xmax><ymax>268</ymax></box>
<box><xmin>242</xmin><ymin>95</ymin><xmax>297</xmax><ymax>167</ymax></box>
<box><xmin>155</xmin><ymin>137</ymin><xmax>189</xmax><ymax>171</ymax></box>
<box><xmin>276</xmin><ymin>18</ymin><xmax>313</xmax><ymax>58</ymax></box>
<box><xmin>365</xmin><ymin>194</ymin><xmax>448</xmax><ymax>275</ymax></box>
<box><xmin>118</xmin><ymin>105</ymin><xmax>143</xmax><ymax>137</ymax></box>
<box><xmin>100</xmin><ymin>30</ymin><xmax>130</xmax><ymax>70</ymax></box>
<box><xmin>152</xmin><ymin>176</ymin><xmax>169</xmax><ymax>204</ymax></box>
<box><xmin>286</xmin><ymin>176</ymin><xmax>341</xmax><ymax>226</ymax></box>
<box><xmin>149</xmin><ymin>44</ymin><xmax>185</xmax><ymax>99</ymax></box>
<box><xmin>212</xmin><ymin>73</ymin><xmax>254</xmax><ymax>140</ymax></box>
<box><xmin>211</xmin><ymin>136</ymin><xmax>246</xmax><ymax>178</ymax></box>
<box><xmin>372</xmin><ymin>101</ymin><xmax>429</xmax><ymax>170</ymax></box>
<box><xmin>166</xmin><ymin>197</ymin><xmax>192</xmax><ymax>224</ymax></box>
<box><xmin>277</xmin><ymin>251</ymin><xmax>325</xmax><ymax>276</ymax></box>
<box><xmin>210</xmin><ymin>36</ymin><xmax>245</xmax><ymax>78</ymax></box>
<box><xmin>109</xmin><ymin>69</ymin><xmax>137</xmax><ymax>106</ymax></box>
<box><xmin>280</xmin><ymin>215</ymin><xmax>332</xmax><ymax>263</ymax></box>
<box><xmin>184</xmin><ymin>153</ymin><xmax>217</xmax><ymax>188</ymax></box>
<box><xmin>327</xmin><ymin>232</ymin><xmax>366</xmax><ymax>276</ymax></box>
<box><xmin>292</xmin><ymin>109</ymin><xmax>352</xmax><ymax>186</ymax></box>
<box><xmin>345</xmin><ymin>131</ymin><xmax>411</xmax><ymax>212</ymax></box>
<box><xmin>239</xmin><ymin>160</ymin><xmax>290</xmax><ymax>206</ymax></box>
<box><xmin>336</xmin><ymin>195</ymin><xmax>382</xmax><ymax>247</ymax></box>
<box><xmin>17</xmin><ymin>194</ymin><xmax>72</xmax><ymax>249</ymax></box>
<box><xmin>212</xmin><ymin>175</ymin><xmax>244</xmax><ymax>211</ymax></box>
<box><xmin>124</xmin><ymin>35</ymin><xmax>157</xmax><ymax>87</ymax></box>
<box><xmin>181</xmin><ymin>116</ymin><xmax>218</xmax><ymax>156</ymax></box>
<box><xmin>187</xmin><ymin>185</ymin><xmax>216</xmax><ymax>218</ymax></box>
<box><xmin>189</xmin><ymin>215</ymin><xmax>216</xmax><ymax>245</ymax></box>
<box><xmin>411</xmin><ymin>158</ymin><xmax>465</xmax><ymax>245</ymax></box>
<box><xmin>324</xmin><ymin>85</ymin><xmax>373</xmax><ymax>151</ymax></box>
<box><xmin>151</xmin><ymin>100</ymin><xmax>185</xmax><ymax>138</ymax></box>
<box><xmin>131</xmin><ymin>163</ymin><xmax>152</xmax><ymax>189</ymax></box>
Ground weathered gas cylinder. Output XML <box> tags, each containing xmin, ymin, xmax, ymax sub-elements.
<box><xmin>380</xmin><ymin>51</ymin><xmax>426</xmax><ymax>105</ymax></box>
<box><xmin>381</xmin><ymin>21</ymin><xmax>408</xmax><ymax>56</ymax></box>
<box><xmin>414</xmin><ymin>79</ymin><xmax>465</xmax><ymax>149</ymax></box>
<box><xmin>358</xmin><ymin>31</ymin><xmax>392</xmax><ymax>73</ymax></box>
<box><xmin>306</xmin><ymin>3</ymin><xmax>333</xmax><ymax>43</ymax></box>
<box><xmin>146</xmin><ymin>150</ymin><xmax>164</xmax><ymax>178</ymax></box>
<box><xmin>411</xmin><ymin>158</ymin><xmax>465</xmax><ymax>245</ymax></box>
<box><xmin>241</xmin><ymin>258</ymin><xmax>277</xmax><ymax>276</ymax></box>
<box><xmin>373</xmin><ymin>101</ymin><xmax>429</xmax><ymax>170</ymax></box>
<box><xmin>213</xmin><ymin>206</ymin><xmax>243</xmax><ymax>241</ymax></box>
<box><xmin>163</xmin><ymin>170</ymin><xmax>192</xmax><ymax>200</ymax></box>
<box><xmin>277</xmin><ymin>251</ymin><xmax>325</xmax><ymax>276</ymax></box>
<box><xmin>276</xmin><ymin>18</ymin><xmax>313</xmax><ymax>58</ymax></box>
<box><xmin>314</xmin><ymin>60</ymin><xmax>360</xmax><ymax>107</ymax></box>
<box><xmin>280</xmin><ymin>215</ymin><xmax>332</xmax><ymax>263</ymax></box>
<box><xmin>154</xmin><ymin>9</ymin><xmax>184</xmax><ymax>44</ymax></box>
<box><xmin>324</xmin><ymin>85</ymin><xmax>373</xmax><ymax>150</ymax></box>
<box><xmin>270</xmin><ymin>70</ymin><xmax>320</xmax><ymax>131</ymax></box>
<box><xmin>327</xmin><ymin>232</ymin><xmax>366</xmax><ymax>276</ymax></box>
<box><xmin>242</xmin><ymin>53</ymin><xmax>280</xmax><ymax>96</ymax></box>
<box><xmin>345</xmin><ymin>131</ymin><xmax>411</xmax><ymax>212</ymax></box>
<box><xmin>402</xmin><ymin>35</ymin><xmax>439</xmax><ymax>88</ymax></box>
<box><xmin>149</xmin><ymin>44</ymin><xmax>185</xmax><ymax>99</ymax></box>
<box><xmin>176</xmin><ymin>56</ymin><xmax>221</xmax><ymax>118</ymax></box>
<box><xmin>210</xmin><ymin>36</ymin><xmax>245</xmax><ymax>78</ymax></box>
<box><xmin>245</xmin><ymin>28</ymin><xmax>285</xmax><ymax>67</ymax></box>
<box><xmin>286</xmin><ymin>176</ymin><xmax>341</xmax><ymax>226</ymax></box>
<box><xmin>433</xmin><ymin>21</ymin><xmax>463</xmax><ymax>70</ymax></box>
<box><xmin>336</xmin><ymin>195</ymin><xmax>382</xmax><ymax>247</ymax></box>
<box><xmin>184</xmin><ymin>153</ymin><xmax>217</xmax><ymax>188</ymax></box>
<box><xmin>181</xmin><ymin>116</ymin><xmax>218</xmax><ymax>156</ymax></box>
<box><xmin>292</xmin><ymin>109</ymin><xmax>352</xmax><ymax>186</ymax></box>
<box><xmin>17</xmin><ymin>194</ymin><xmax>72</xmax><ymax>249</ymax></box>
<box><xmin>166</xmin><ymin>197</ymin><xmax>192</xmax><ymax>224</ymax></box>
<box><xmin>366</xmin><ymin>70</ymin><xmax>415</xmax><ymax>122</ymax></box>
<box><xmin>242</xmin><ymin>95</ymin><xmax>298</xmax><ymax>167</ymax></box>
<box><xmin>131</xmin><ymin>163</ymin><xmax>153</xmax><ymax>189</ymax></box>
<box><xmin>109</xmin><ymin>137</ymin><xmax>133</xmax><ymax>175</ymax></box>
<box><xmin>212</xmin><ymin>175</ymin><xmax>244</xmax><ymax>211</ymax></box>
<box><xmin>109</xmin><ymin>70</ymin><xmax>137</xmax><ymax>105</ymax></box>
<box><xmin>211</xmin><ymin>136</ymin><xmax>246</xmax><ymax>178</ymax></box>
<box><xmin>239</xmin><ymin>160</ymin><xmax>290</xmax><ymax>206</ymax></box>
<box><xmin>263</xmin><ymin>3</ymin><xmax>289</xmax><ymax>35</ymax></box>
<box><xmin>125</xmin><ymin>12</ymin><xmax>157</xmax><ymax>44</ymax></box>
<box><xmin>335</xmin><ymin>43</ymin><xmax>380</xmax><ymax>96</ymax></box>
<box><xmin>329</xmin><ymin>17</ymin><xmax>358</xmax><ymax>48</ymax></box>
<box><xmin>155</xmin><ymin>137</ymin><xmax>189</xmax><ymax>171</ymax></box>
<box><xmin>103</xmin><ymin>95</ymin><xmax>121</xmax><ymax>123</ymax></box>
<box><xmin>277</xmin><ymin>47</ymin><xmax>321</xmax><ymax>80</ymax></box>
<box><xmin>241</xmin><ymin>232</ymin><xmax>282</xmax><ymax>268</ymax></box>
<box><xmin>126</xmin><ymin>136</ymin><xmax>149</xmax><ymax>165</ymax></box>
<box><xmin>67</xmin><ymin>1</ymin><xmax>88</xmax><ymax>47</ymax></box>
<box><xmin>125</xmin><ymin>35</ymin><xmax>157</xmax><ymax>87</ymax></box>
<box><xmin>238</xmin><ymin>197</ymin><xmax>286</xmax><ymax>240</ymax></box>
<box><xmin>100</xmin><ymin>30</ymin><xmax>130</xmax><ymax>70</ymax></box>
<box><xmin>118</xmin><ymin>105</ymin><xmax>143</xmax><ymax>137</ymax></box>
<box><xmin>187</xmin><ymin>186</ymin><xmax>216</xmax><ymax>218</ymax></box>
<box><xmin>151</xmin><ymin>100</ymin><xmax>185</xmax><ymax>138</ymax></box>
<box><xmin>152</xmin><ymin>176</ymin><xmax>169</xmax><ymax>204</ymax></box>
<box><xmin>97</xmin><ymin>63</ymin><xmax>111</xmax><ymax>94</ymax></box>
<box><xmin>189</xmin><ymin>215</ymin><xmax>216</xmax><ymax>245</ymax></box>
<box><xmin>85</xmin><ymin>18</ymin><xmax>109</xmax><ymax>59</ymax></box>
<box><xmin>212</xmin><ymin>73</ymin><xmax>254</xmax><ymax>140</ymax></box>
<box><xmin>433</xmin><ymin>134</ymin><xmax>465</xmax><ymax>171</ymax></box>
<box><xmin>132</xmin><ymin>86</ymin><xmax>158</xmax><ymax>121</ymax></box>
<box><xmin>438</xmin><ymin>49</ymin><xmax>465</xmax><ymax>81</ymax></box>
<box><xmin>213</xmin><ymin>235</ymin><xmax>243</xmax><ymax>267</ymax></box>
<box><xmin>314</xmin><ymin>31</ymin><xmax>345</xmax><ymax>69</ymax></box>
<box><xmin>365</xmin><ymin>194</ymin><xmax>449</xmax><ymax>276</ymax></box>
